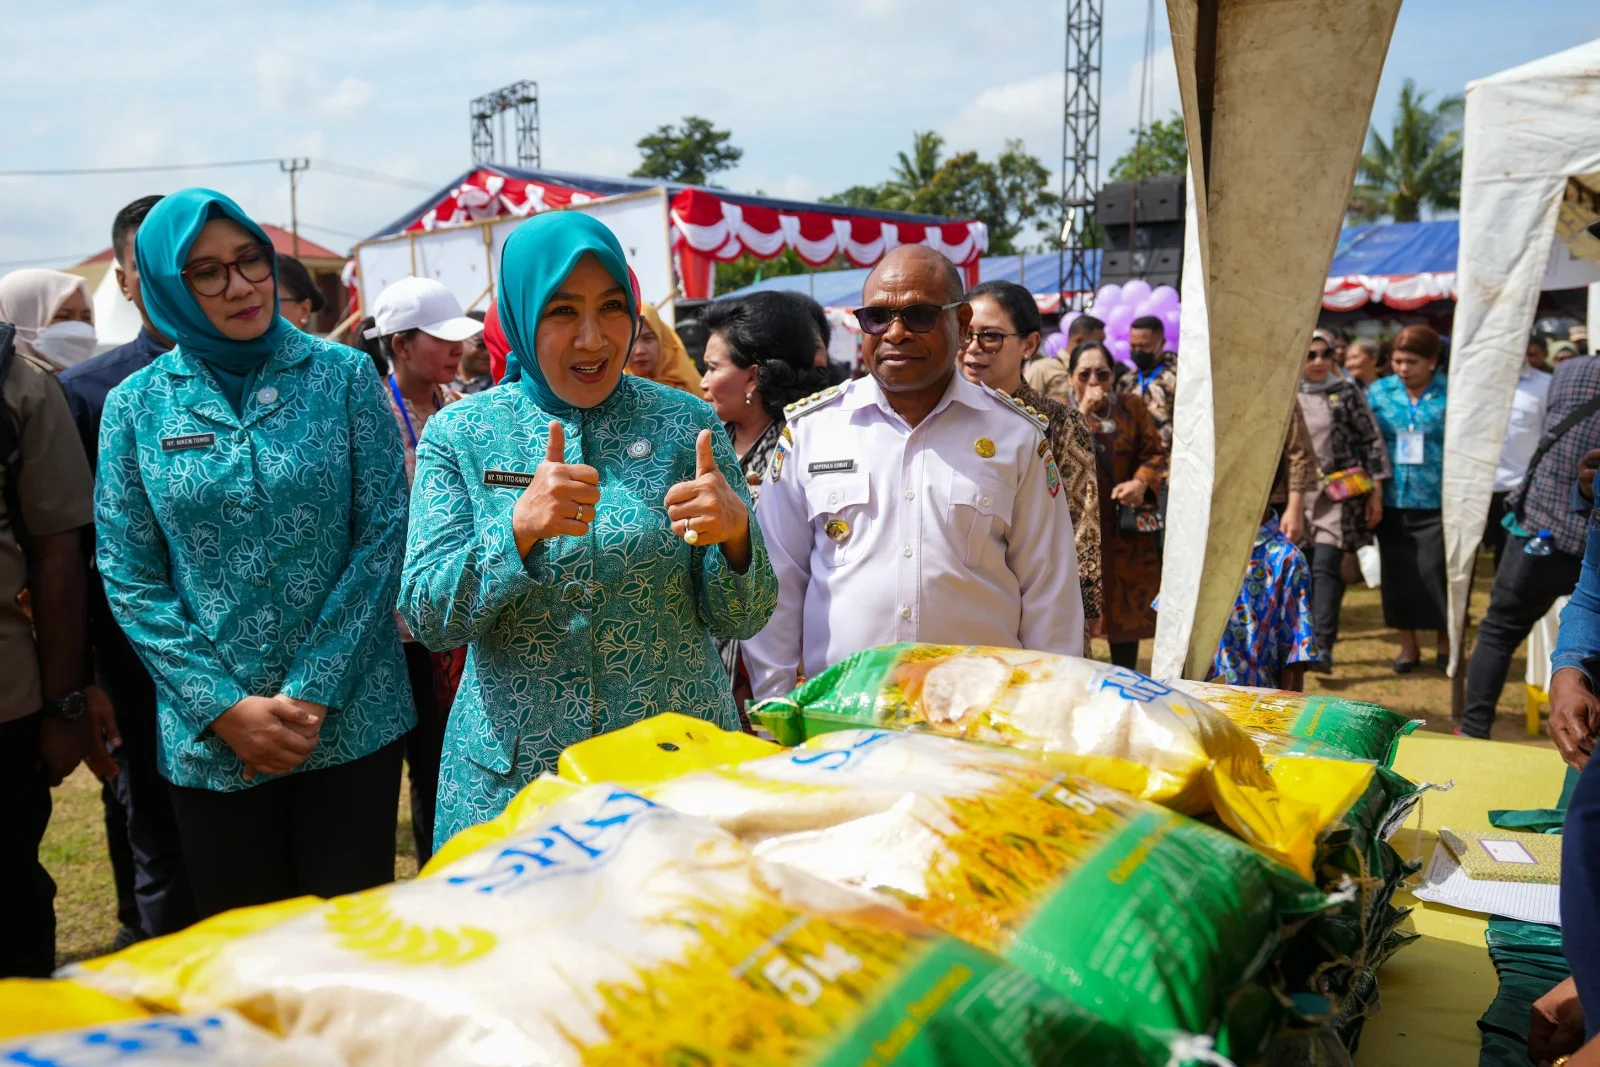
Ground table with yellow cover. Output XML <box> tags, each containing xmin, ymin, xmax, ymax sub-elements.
<box><xmin>1356</xmin><ymin>732</ymin><xmax>1569</xmax><ymax>1066</ymax></box>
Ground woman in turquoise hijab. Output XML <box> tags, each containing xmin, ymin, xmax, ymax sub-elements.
<box><xmin>96</xmin><ymin>188</ymin><xmax>414</xmax><ymax>917</ymax></box>
<box><xmin>400</xmin><ymin>212</ymin><xmax>777</xmax><ymax>848</ymax></box>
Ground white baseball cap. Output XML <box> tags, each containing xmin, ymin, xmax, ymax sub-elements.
<box><xmin>364</xmin><ymin>277</ymin><xmax>484</xmax><ymax>342</ymax></box>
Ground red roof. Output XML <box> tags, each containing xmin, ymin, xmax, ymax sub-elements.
<box><xmin>76</xmin><ymin>224</ymin><xmax>344</xmax><ymax>268</ymax></box>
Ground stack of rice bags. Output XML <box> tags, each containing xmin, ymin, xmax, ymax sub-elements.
<box><xmin>54</xmin><ymin>781</ymin><xmax>1200</xmax><ymax>1067</ymax></box>
<box><xmin>751</xmin><ymin>644</ymin><xmax>1429</xmax><ymax>1049</ymax></box>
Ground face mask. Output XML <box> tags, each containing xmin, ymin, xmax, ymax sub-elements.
<box><xmin>34</xmin><ymin>320</ymin><xmax>98</xmax><ymax>368</ymax></box>
<box><xmin>1129</xmin><ymin>347</ymin><xmax>1160</xmax><ymax>372</ymax></box>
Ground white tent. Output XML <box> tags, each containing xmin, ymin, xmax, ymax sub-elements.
<box><xmin>1443</xmin><ymin>41</ymin><xmax>1600</xmax><ymax>674</ymax></box>
<box><xmin>1152</xmin><ymin>0</ymin><xmax>1401</xmax><ymax>679</ymax></box>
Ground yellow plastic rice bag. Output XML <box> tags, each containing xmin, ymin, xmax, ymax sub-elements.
<box><xmin>0</xmin><ymin>1010</ymin><xmax>347</xmax><ymax>1066</ymax></box>
<box><xmin>1167</xmin><ymin>680</ymin><xmax>1422</xmax><ymax>767</ymax></box>
<box><xmin>646</xmin><ymin>728</ymin><xmax>1334</xmax><ymax>1064</ymax></box>
<box><xmin>752</xmin><ymin>643</ymin><xmax>1325</xmax><ymax>878</ymax></box>
<box><xmin>0</xmin><ymin>978</ymin><xmax>147</xmax><ymax>1039</ymax></box>
<box><xmin>556</xmin><ymin>710</ymin><xmax>780</xmax><ymax>784</ymax></box>
<box><xmin>67</xmin><ymin>785</ymin><xmax>1180</xmax><ymax>1067</ymax></box>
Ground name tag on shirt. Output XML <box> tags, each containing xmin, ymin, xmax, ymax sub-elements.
<box><xmin>160</xmin><ymin>433</ymin><xmax>215</xmax><ymax>452</ymax></box>
<box><xmin>808</xmin><ymin>459</ymin><xmax>855</xmax><ymax>475</ymax></box>
<box><xmin>1396</xmin><ymin>429</ymin><xmax>1425</xmax><ymax>465</ymax></box>
<box><xmin>483</xmin><ymin>469</ymin><xmax>535</xmax><ymax>488</ymax></box>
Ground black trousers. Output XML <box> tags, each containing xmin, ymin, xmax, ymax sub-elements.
<box><xmin>0</xmin><ymin>713</ymin><xmax>55</xmax><ymax>976</ymax></box>
<box><xmin>1108</xmin><ymin>641</ymin><xmax>1140</xmax><ymax>670</ymax></box>
<box><xmin>97</xmin><ymin>661</ymin><xmax>195</xmax><ymax>938</ymax></box>
<box><xmin>1309</xmin><ymin>544</ymin><xmax>1347</xmax><ymax>661</ymax></box>
<box><xmin>1484</xmin><ymin>491</ymin><xmax>1510</xmax><ymax>571</ymax></box>
<box><xmin>1460</xmin><ymin>535</ymin><xmax>1583</xmax><ymax>738</ymax></box>
<box><xmin>403</xmin><ymin>642</ymin><xmax>447</xmax><ymax>868</ymax></box>
<box><xmin>168</xmin><ymin>739</ymin><xmax>403</xmax><ymax>919</ymax></box>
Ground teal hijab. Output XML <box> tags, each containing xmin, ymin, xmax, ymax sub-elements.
<box><xmin>496</xmin><ymin>211</ymin><xmax>638</xmax><ymax>415</ymax></box>
<box><xmin>135</xmin><ymin>188</ymin><xmax>286</xmax><ymax>377</ymax></box>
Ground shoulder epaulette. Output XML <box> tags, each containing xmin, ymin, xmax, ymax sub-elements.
<box><xmin>783</xmin><ymin>383</ymin><xmax>846</xmax><ymax>421</ymax></box>
<box><xmin>994</xmin><ymin>389</ymin><xmax>1049</xmax><ymax>431</ymax></box>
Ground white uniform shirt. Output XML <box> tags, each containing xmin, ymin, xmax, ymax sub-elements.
<box><xmin>743</xmin><ymin>372</ymin><xmax>1083</xmax><ymax>700</ymax></box>
<box><xmin>1494</xmin><ymin>366</ymin><xmax>1552</xmax><ymax>493</ymax></box>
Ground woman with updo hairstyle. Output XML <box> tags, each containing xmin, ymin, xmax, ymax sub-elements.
<box><xmin>700</xmin><ymin>290</ymin><xmax>834</xmax><ymax>499</ymax></box>
<box><xmin>699</xmin><ymin>290</ymin><xmax>832</xmax><ymax>706</ymax></box>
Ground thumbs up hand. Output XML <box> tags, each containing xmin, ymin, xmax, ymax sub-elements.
<box><xmin>512</xmin><ymin>420</ymin><xmax>603</xmax><ymax>557</ymax></box>
<box><xmin>664</xmin><ymin>429</ymin><xmax>752</xmax><ymax>568</ymax></box>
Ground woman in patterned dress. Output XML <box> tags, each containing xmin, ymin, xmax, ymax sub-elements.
<box><xmin>1069</xmin><ymin>341</ymin><xmax>1166</xmax><ymax>669</ymax></box>
<box><xmin>698</xmin><ymin>292</ymin><xmax>833</xmax><ymax>708</ymax></box>
<box><xmin>399</xmin><ymin>212</ymin><xmax>778</xmax><ymax>848</ymax></box>
<box><xmin>95</xmin><ymin>189</ymin><xmax>413</xmax><ymax>917</ymax></box>
<box><xmin>958</xmin><ymin>280</ymin><xmax>1102</xmax><ymax>633</ymax></box>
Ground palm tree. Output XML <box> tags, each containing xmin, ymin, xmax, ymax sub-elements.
<box><xmin>1350</xmin><ymin>79</ymin><xmax>1464</xmax><ymax>223</ymax></box>
<box><xmin>880</xmin><ymin>131</ymin><xmax>946</xmax><ymax>213</ymax></box>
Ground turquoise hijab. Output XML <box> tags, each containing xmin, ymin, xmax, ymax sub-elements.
<box><xmin>496</xmin><ymin>211</ymin><xmax>638</xmax><ymax>414</ymax></box>
<box><xmin>135</xmin><ymin>188</ymin><xmax>285</xmax><ymax>375</ymax></box>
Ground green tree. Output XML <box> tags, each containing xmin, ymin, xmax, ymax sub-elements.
<box><xmin>713</xmin><ymin>248</ymin><xmax>853</xmax><ymax>294</ymax></box>
<box><xmin>632</xmin><ymin>116</ymin><xmax>743</xmax><ymax>186</ymax></box>
<box><xmin>1107</xmin><ymin>114</ymin><xmax>1188</xmax><ymax>181</ymax></box>
<box><xmin>825</xmin><ymin>134</ymin><xmax>1060</xmax><ymax>255</ymax></box>
<box><xmin>1349</xmin><ymin>79</ymin><xmax>1464</xmax><ymax>222</ymax></box>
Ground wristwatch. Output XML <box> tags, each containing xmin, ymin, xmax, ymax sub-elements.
<box><xmin>43</xmin><ymin>691</ymin><xmax>87</xmax><ymax>722</ymax></box>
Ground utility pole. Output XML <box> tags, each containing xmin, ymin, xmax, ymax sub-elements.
<box><xmin>279</xmin><ymin>158</ymin><xmax>311</xmax><ymax>255</ymax></box>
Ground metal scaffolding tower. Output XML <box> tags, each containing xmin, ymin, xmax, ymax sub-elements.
<box><xmin>470</xmin><ymin>81</ymin><xmax>541</xmax><ymax>168</ymax></box>
<box><xmin>1058</xmin><ymin>0</ymin><xmax>1103</xmax><ymax>310</ymax></box>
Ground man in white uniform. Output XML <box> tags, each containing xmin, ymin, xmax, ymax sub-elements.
<box><xmin>743</xmin><ymin>245</ymin><xmax>1083</xmax><ymax>700</ymax></box>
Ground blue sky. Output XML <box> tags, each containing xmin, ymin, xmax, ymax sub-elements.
<box><xmin>1</xmin><ymin>0</ymin><xmax>1594</xmax><ymax>268</ymax></box>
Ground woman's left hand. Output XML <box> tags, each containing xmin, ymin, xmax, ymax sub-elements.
<box><xmin>1110</xmin><ymin>478</ymin><xmax>1149</xmax><ymax>507</ymax></box>
<box><xmin>665</xmin><ymin>430</ymin><xmax>752</xmax><ymax>570</ymax></box>
<box><xmin>1364</xmin><ymin>491</ymin><xmax>1384</xmax><ymax>531</ymax></box>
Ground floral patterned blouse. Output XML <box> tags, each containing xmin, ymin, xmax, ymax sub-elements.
<box><xmin>1209</xmin><ymin>514</ymin><xmax>1320</xmax><ymax>686</ymax></box>
<box><xmin>1367</xmin><ymin>372</ymin><xmax>1447</xmax><ymax>510</ymax></box>
<box><xmin>398</xmin><ymin>374</ymin><xmax>778</xmax><ymax>848</ymax></box>
<box><xmin>95</xmin><ymin>335</ymin><xmax>413</xmax><ymax>792</ymax></box>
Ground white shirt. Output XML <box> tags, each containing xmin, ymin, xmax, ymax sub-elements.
<box><xmin>1494</xmin><ymin>366</ymin><xmax>1552</xmax><ymax>492</ymax></box>
<box><xmin>743</xmin><ymin>372</ymin><xmax>1083</xmax><ymax>700</ymax></box>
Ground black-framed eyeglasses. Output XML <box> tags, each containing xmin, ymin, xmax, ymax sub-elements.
<box><xmin>853</xmin><ymin>301</ymin><xmax>963</xmax><ymax>336</ymax></box>
<box><xmin>182</xmin><ymin>245</ymin><xmax>274</xmax><ymax>298</ymax></box>
<box><xmin>961</xmin><ymin>329</ymin><xmax>1025</xmax><ymax>353</ymax></box>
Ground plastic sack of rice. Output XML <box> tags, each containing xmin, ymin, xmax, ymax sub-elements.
<box><xmin>751</xmin><ymin>643</ymin><xmax>1327</xmax><ymax>878</ymax></box>
<box><xmin>0</xmin><ymin>978</ymin><xmax>148</xmax><ymax>1040</ymax></box>
<box><xmin>67</xmin><ymin>784</ymin><xmax>1178</xmax><ymax>1067</ymax></box>
<box><xmin>646</xmin><ymin>728</ymin><xmax>1335</xmax><ymax>1065</ymax></box>
<box><xmin>0</xmin><ymin>1010</ymin><xmax>347</xmax><ymax>1066</ymax></box>
<box><xmin>1167</xmin><ymin>680</ymin><xmax>1421</xmax><ymax>767</ymax></box>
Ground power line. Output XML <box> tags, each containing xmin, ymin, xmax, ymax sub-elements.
<box><xmin>0</xmin><ymin>252</ymin><xmax>101</xmax><ymax>270</ymax></box>
<box><xmin>0</xmin><ymin>159</ymin><xmax>281</xmax><ymax>177</ymax></box>
<box><xmin>0</xmin><ymin>156</ymin><xmax>439</xmax><ymax>192</ymax></box>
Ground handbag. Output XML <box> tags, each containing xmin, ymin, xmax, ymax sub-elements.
<box><xmin>1117</xmin><ymin>504</ymin><xmax>1164</xmax><ymax>535</ymax></box>
<box><xmin>1321</xmin><ymin>465</ymin><xmax>1375</xmax><ymax>502</ymax></box>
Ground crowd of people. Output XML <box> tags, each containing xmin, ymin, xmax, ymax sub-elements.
<box><xmin>1</xmin><ymin>190</ymin><xmax>1597</xmax><ymax>1047</ymax></box>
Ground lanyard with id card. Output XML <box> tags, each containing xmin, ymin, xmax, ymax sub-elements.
<box><xmin>1396</xmin><ymin>391</ymin><xmax>1428</xmax><ymax>465</ymax></box>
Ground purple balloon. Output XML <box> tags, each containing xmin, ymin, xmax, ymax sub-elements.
<box><xmin>1043</xmin><ymin>331</ymin><xmax>1067</xmax><ymax>355</ymax></box>
<box><xmin>1106</xmin><ymin>304</ymin><xmax>1136</xmax><ymax>339</ymax></box>
<box><xmin>1095</xmin><ymin>283</ymin><xmax>1124</xmax><ymax>308</ymax></box>
<box><xmin>1150</xmin><ymin>285</ymin><xmax>1179</xmax><ymax>307</ymax></box>
<box><xmin>1133</xmin><ymin>294</ymin><xmax>1166</xmax><ymax>319</ymax></box>
<box><xmin>1121</xmin><ymin>279</ymin><xmax>1152</xmax><ymax>306</ymax></box>
<box><xmin>1108</xmin><ymin>338</ymin><xmax>1132</xmax><ymax>363</ymax></box>
<box><xmin>1059</xmin><ymin>310</ymin><xmax>1081</xmax><ymax>334</ymax></box>
<box><xmin>1162</xmin><ymin>307</ymin><xmax>1181</xmax><ymax>338</ymax></box>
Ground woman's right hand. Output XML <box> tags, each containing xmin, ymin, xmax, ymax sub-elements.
<box><xmin>1077</xmin><ymin>383</ymin><xmax>1107</xmax><ymax>418</ymax></box>
<box><xmin>512</xmin><ymin>421</ymin><xmax>602</xmax><ymax>557</ymax></box>
<box><xmin>1548</xmin><ymin>667</ymin><xmax>1600</xmax><ymax>770</ymax></box>
<box><xmin>211</xmin><ymin>696</ymin><xmax>321</xmax><ymax>780</ymax></box>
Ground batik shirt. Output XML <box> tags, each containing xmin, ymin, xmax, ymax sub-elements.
<box><xmin>1117</xmin><ymin>353</ymin><xmax>1179</xmax><ymax>452</ymax></box>
<box><xmin>1367</xmin><ymin>372</ymin><xmax>1448</xmax><ymax>510</ymax></box>
<box><xmin>398</xmin><ymin>374</ymin><xmax>777</xmax><ymax>848</ymax></box>
<box><xmin>1210</xmin><ymin>514</ymin><xmax>1320</xmax><ymax>687</ymax></box>
<box><xmin>95</xmin><ymin>335</ymin><xmax>413</xmax><ymax>791</ymax></box>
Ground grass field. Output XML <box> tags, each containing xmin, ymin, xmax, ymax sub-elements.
<box><xmin>42</xmin><ymin>565</ymin><xmax>1555</xmax><ymax>967</ymax></box>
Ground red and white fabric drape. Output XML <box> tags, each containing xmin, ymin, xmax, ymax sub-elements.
<box><xmin>394</xmin><ymin>169</ymin><xmax>988</xmax><ymax>300</ymax></box>
<box><xmin>1321</xmin><ymin>272</ymin><xmax>1457</xmax><ymax>312</ymax></box>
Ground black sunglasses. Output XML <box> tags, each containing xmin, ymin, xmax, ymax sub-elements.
<box><xmin>853</xmin><ymin>301</ymin><xmax>963</xmax><ymax>336</ymax></box>
<box><xmin>1306</xmin><ymin>349</ymin><xmax>1336</xmax><ymax>362</ymax></box>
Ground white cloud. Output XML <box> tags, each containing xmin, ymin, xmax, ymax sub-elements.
<box><xmin>325</xmin><ymin>78</ymin><xmax>376</xmax><ymax>121</ymax></box>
